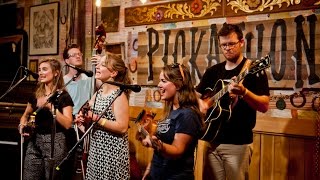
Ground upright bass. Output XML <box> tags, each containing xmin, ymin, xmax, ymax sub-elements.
<box><xmin>74</xmin><ymin>23</ymin><xmax>107</xmax><ymax>178</ymax></box>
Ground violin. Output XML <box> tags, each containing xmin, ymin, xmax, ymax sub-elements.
<box><xmin>73</xmin><ymin>100</ymin><xmax>91</xmax><ymax>179</ymax></box>
<box><xmin>76</xmin><ymin>100</ymin><xmax>91</xmax><ymax>133</ymax></box>
<box><xmin>135</xmin><ymin>109</ymin><xmax>160</xmax><ymax>149</ymax></box>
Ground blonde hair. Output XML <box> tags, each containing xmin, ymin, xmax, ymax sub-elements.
<box><xmin>35</xmin><ymin>59</ymin><xmax>64</xmax><ymax>98</ymax></box>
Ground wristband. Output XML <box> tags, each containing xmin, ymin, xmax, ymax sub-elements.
<box><xmin>100</xmin><ymin>119</ymin><xmax>107</xmax><ymax>126</ymax></box>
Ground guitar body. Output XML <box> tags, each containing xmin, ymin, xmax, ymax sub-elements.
<box><xmin>22</xmin><ymin>115</ymin><xmax>36</xmax><ymax>141</ymax></box>
<box><xmin>199</xmin><ymin>55</ymin><xmax>271</xmax><ymax>143</ymax></box>
<box><xmin>200</xmin><ymin>80</ymin><xmax>232</xmax><ymax>142</ymax></box>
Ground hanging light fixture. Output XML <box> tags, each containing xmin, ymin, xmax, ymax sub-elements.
<box><xmin>140</xmin><ymin>0</ymin><xmax>147</xmax><ymax>4</ymax></box>
<box><xmin>96</xmin><ymin>0</ymin><xmax>101</xmax><ymax>7</ymax></box>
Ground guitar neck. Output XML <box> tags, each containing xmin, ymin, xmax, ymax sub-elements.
<box><xmin>138</xmin><ymin>124</ymin><xmax>150</xmax><ymax>137</ymax></box>
<box><xmin>212</xmin><ymin>70</ymin><xmax>248</xmax><ymax>101</ymax></box>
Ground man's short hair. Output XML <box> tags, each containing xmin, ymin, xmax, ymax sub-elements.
<box><xmin>217</xmin><ymin>23</ymin><xmax>243</xmax><ymax>40</ymax></box>
<box><xmin>63</xmin><ymin>44</ymin><xmax>80</xmax><ymax>60</ymax></box>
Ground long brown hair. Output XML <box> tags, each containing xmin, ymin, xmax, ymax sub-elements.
<box><xmin>35</xmin><ymin>59</ymin><xmax>64</xmax><ymax>98</ymax></box>
<box><xmin>161</xmin><ymin>63</ymin><xmax>203</xmax><ymax>123</ymax></box>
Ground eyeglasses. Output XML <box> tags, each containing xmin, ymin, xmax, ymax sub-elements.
<box><xmin>170</xmin><ymin>63</ymin><xmax>185</xmax><ymax>81</ymax></box>
<box><xmin>68</xmin><ymin>53</ymin><xmax>83</xmax><ymax>58</ymax></box>
<box><xmin>219</xmin><ymin>41</ymin><xmax>240</xmax><ymax>49</ymax></box>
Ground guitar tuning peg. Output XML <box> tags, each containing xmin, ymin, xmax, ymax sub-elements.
<box><xmin>261</xmin><ymin>71</ymin><xmax>264</xmax><ymax>75</ymax></box>
<box><xmin>256</xmin><ymin>73</ymin><xmax>260</xmax><ymax>77</ymax></box>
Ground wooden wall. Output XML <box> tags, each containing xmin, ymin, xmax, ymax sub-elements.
<box><xmin>6</xmin><ymin>0</ymin><xmax>319</xmax><ymax>179</ymax></box>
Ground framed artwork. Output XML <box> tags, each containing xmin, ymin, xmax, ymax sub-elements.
<box><xmin>105</xmin><ymin>43</ymin><xmax>124</xmax><ymax>55</ymax></box>
<box><xmin>29</xmin><ymin>59</ymin><xmax>38</xmax><ymax>81</ymax></box>
<box><xmin>29</xmin><ymin>2</ymin><xmax>59</xmax><ymax>55</ymax></box>
<box><xmin>101</xmin><ymin>6</ymin><xmax>120</xmax><ymax>32</ymax></box>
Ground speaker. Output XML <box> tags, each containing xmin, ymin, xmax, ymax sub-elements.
<box><xmin>0</xmin><ymin>128</ymin><xmax>21</xmax><ymax>180</ymax></box>
<box><xmin>0</xmin><ymin>3</ymin><xmax>17</xmax><ymax>36</ymax></box>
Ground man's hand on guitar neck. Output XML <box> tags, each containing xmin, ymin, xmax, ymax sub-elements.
<box><xmin>228</xmin><ymin>76</ymin><xmax>247</xmax><ymax>98</ymax></box>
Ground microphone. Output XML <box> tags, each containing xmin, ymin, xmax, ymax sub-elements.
<box><xmin>105</xmin><ymin>81</ymin><xmax>141</xmax><ymax>93</ymax></box>
<box><xmin>23</xmin><ymin>67</ymin><xmax>39</xmax><ymax>79</ymax></box>
<box><xmin>66</xmin><ymin>63</ymin><xmax>94</xmax><ymax>77</ymax></box>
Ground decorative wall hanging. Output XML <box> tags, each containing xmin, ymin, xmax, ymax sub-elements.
<box><xmin>225</xmin><ymin>0</ymin><xmax>320</xmax><ymax>17</ymax></box>
<box><xmin>29</xmin><ymin>2</ymin><xmax>59</xmax><ymax>55</ymax></box>
<box><xmin>125</xmin><ymin>0</ymin><xmax>223</xmax><ymax>27</ymax></box>
<box><xmin>276</xmin><ymin>95</ymin><xmax>286</xmax><ymax>110</ymax></box>
<box><xmin>125</xmin><ymin>0</ymin><xmax>320</xmax><ymax>27</ymax></box>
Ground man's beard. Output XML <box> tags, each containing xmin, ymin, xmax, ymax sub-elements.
<box><xmin>226</xmin><ymin>53</ymin><xmax>240</xmax><ymax>63</ymax></box>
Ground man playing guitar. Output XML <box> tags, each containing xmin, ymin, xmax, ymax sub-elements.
<box><xmin>196</xmin><ymin>23</ymin><xmax>270</xmax><ymax>180</ymax></box>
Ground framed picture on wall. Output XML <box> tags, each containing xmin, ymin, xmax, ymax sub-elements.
<box><xmin>29</xmin><ymin>59</ymin><xmax>38</xmax><ymax>81</ymax></box>
<box><xmin>101</xmin><ymin>6</ymin><xmax>120</xmax><ymax>32</ymax></box>
<box><xmin>29</xmin><ymin>2</ymin><xmax>59</xmax><ymax>55</ymax></box>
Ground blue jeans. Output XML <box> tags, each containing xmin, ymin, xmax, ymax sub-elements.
<box><xmin>203</xmin><ymin>143</ymin><xmax>253</xmax><ymax>180</ymax></box>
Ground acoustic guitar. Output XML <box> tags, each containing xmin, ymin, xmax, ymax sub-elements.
<box><xmin>21</xmin><ymin>114</ymin><xmax>36</xmax><ymax>141</ymax></box>
<box><xmin>200</xmin><ymin>55</ymin><xmax>271</xmax><ymax>142</ymax></box>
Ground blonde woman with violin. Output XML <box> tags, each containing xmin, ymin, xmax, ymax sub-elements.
<box><xmin>140</xmin><ymin>63</ymin><xmax>203</xmax><ymax>180</ymax></box>
<box><xmin>75</xmin><ymin>52</ymin><xmax>131</xmax><ymax>180</ymax></box>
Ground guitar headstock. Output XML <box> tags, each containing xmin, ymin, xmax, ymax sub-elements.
<box><xmin>249</xmin><ymin>55</ymin><xmax>271</xmax><ymax>75</ymax></box>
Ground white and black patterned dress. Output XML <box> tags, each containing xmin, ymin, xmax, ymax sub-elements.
<box><xmin>85</xmin><ymin>89</ymin><xmax>130</xmax><ymax>180</ymax></box>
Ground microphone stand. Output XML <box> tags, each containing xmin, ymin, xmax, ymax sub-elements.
<box><xmin>55</xmin><ymin>87</ymin><xmax>125</xmax><ymax>171</ymax></box>
<box><xmin>47</xmin><ymin>72</ymin><xmax>82</xmax><ymax>180</ymax></box>
<box><xmin>49</xmin><ymin>97</ymin><xmax>58</xmax><ymax>180</ymax></box>
<box><xmin>0</xmin><ymin>75</ymin><xmax>28</xmax><ymax>101</ymax></box>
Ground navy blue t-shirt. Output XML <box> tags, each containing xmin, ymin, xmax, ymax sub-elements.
<box><xmin>150</xmin><ymin>108</ymin><xmax>202</xmax><ymax>180</ymax></box>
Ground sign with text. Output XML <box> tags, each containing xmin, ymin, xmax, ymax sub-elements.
<box><xmin>137</xmin><ymin>14</ymin><xmax>320</xmax><ymax>91</ymax></box>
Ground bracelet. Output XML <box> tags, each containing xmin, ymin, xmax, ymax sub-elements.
<box><xmin>100</xmin><ymin>119</ymin><xmax>107</xmax><ymax>126</ymax></box>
